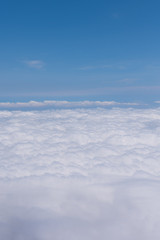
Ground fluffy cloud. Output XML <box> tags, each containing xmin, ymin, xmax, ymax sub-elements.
<box><xmin>0</xmin><ymin>105</ymin><xmax>160</xmax><ymax>239</ymax></box>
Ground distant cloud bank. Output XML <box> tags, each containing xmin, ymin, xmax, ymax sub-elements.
<box><xmin>1</xmin><ymin>106</ymin><xmax>160</xmax><ymax>239</ymax></box>
<box><xmin>0</xmin><ymin>100</ymin><xmax>139</xmax><ymax>109</ymax></box>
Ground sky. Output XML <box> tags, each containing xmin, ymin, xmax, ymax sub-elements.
<box><xmin>1</xmin><ymin>0</ymin><xmax>160</xmax><ymax>102</ymax></box>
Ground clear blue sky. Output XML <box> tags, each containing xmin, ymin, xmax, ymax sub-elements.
<box><xmin>1</xmin><ymin>0</ymin><xmax>160</xmax><ymax>102</ymax></box>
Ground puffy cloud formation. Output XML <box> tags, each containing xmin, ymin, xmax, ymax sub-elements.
<box><xmin>0</xmin><ymin>105</ymin><xmax>160</xmax><ymax>239</ymax></box>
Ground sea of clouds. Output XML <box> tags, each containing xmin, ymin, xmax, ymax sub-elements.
<box><xmin>1</xmin><ymin>101</ymin><xmax>160</xmax><ymax>239</ymax></box>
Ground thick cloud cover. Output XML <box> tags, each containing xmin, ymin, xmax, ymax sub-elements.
<box><xmin>1</xmin><ymin>104</ymin><xmax>160</xmax><ymax>239</ymax></box>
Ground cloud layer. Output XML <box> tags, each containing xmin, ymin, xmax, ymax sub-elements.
<box><xmin>0</xmin><ymin>100</ymin><xmax>139</xmax><ymax>109</ymax></box>
<box><xmin>1</xmin><ymin>105</ymin><xmax>160</xmax><ymax>239</ymax></box>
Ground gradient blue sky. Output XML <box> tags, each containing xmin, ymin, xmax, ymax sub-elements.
<box><xmin>1</xmin><ymin>0</ymin><xmax>160</xmax><ymax>102</ymax></box>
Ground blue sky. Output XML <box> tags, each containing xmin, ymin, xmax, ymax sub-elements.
<box><xmin>1</xmin><ymin>0</ymin><xmax>160</xmax><ymax>102</ymax></box>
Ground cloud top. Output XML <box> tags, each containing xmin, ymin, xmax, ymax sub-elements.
<box><xmin>1</xmin><ymin>106</ymin><xmax>160</xmax><ymax>239</ymax></box>
<box><xmin>1</xmin><ymin>107</ymin><xmax>160</xmax><ymax>179</ymax></box>
<box><xmin>0</xmin><ymin>100</ymin><xmax>139</xmax><ymax>109</ymax></box>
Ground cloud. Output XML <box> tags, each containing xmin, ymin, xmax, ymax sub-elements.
<box><xmin>1</xmin><ymin>105</ymin><xmax>160</xmax><ymax>239</ymax></box>
<box><xmin>79</xmin><ymin>64</ymin><xmax>126</xmax><ymax>71</ymax></box>
<box><xmin>0</xmin><ymin>100</ymin><xmax>139</xmax><ymax>109</ymax></box>
<box><xmin>24</xmin><ymin>60</ymin><xmax>45</xmax><ymax>69</ymax></box>
<box><xmin>79</xmin><ymin>65</ymin><xmax>113</xmax><ymax>70</ymax></box>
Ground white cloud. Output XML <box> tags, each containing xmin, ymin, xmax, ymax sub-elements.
<box><xmin>24</xmin><ymin>60</ymin><xmax>45</xmax><ymax>69</ymax></box>
<box><xmin>1</xmin><ymin>105</ymin><xmax>160</xmax><ymax>239</ymax></box>
<box><xmin>0</xmin><ymin>100</ymin><xmax>139</xmax><ymax>109</ymax></box>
